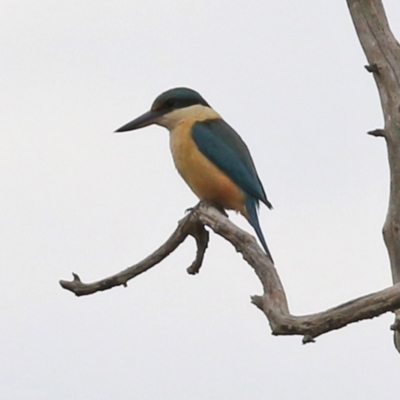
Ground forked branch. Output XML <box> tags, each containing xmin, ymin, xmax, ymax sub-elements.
<box><xmin>60</xmin><ymin>202</ymin><xmax>400</xmax><ymax>343</ymax></box>
<box><xmin>60</xmin><ymin>209</ymin><xmax>209</xmax><ymax>296</ymax></box>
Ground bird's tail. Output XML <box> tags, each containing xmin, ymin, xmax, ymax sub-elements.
<box><xmin>245</xmin><ymin>196</ymin><xmax>274</xmax><ymax>263</ymax></box>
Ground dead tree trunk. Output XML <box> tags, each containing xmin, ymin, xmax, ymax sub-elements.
<box><xmin>347</xmin><ymin>0</ymin><xmax>400</xmax><ymax>352</ymax></box>
<box><xmin>60</xmin><ymin>0</ymin><xmax>400</xmax><ymax>353</ymax></box>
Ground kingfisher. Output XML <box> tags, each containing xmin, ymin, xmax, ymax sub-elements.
<box><xmin>115</xmin><ymin>87</ymin><xmax>274</xmax><ymax>262</ymax></box>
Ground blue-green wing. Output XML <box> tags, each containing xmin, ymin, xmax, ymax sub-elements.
<box><xmin>192</xmin><ymin>119</ymin><xmax>272</xmax><ymax>208</ymax></box>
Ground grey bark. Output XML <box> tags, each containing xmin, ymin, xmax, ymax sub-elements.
<box><xmin>60</xmin><ymin>202</ymin><xmax>400</xmax><ymax>345</ymax></box>
<box><xmin>347</xmin><ymin>0</ymin><xmax>400</xmax><ymax>352</ymax></box>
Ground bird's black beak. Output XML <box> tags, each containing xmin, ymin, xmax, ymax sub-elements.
<box><xmin>114</xmin><ymin>109</ymin><xmax>164</xmax><ymax>133</ymax></box>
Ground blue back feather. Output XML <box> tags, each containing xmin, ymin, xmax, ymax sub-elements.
<box><xmin>192</xmin><ymin>119</ymin><xmax>273</xmax><ymax>261</ymax></box>
<box><xmin>192</xmin><ymin>119</ymin><xmax>272</xmax><ymax>208</ymax></box>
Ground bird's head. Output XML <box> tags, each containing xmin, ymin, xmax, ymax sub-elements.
<box><xmin>115</xmin><ymin>87</ymin><xmax>211</xmax><ymax>132</ymax></box>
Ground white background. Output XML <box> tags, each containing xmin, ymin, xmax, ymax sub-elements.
<box><xmin>1</xmin><ymin>1</ymin><xmax>399</xmax><ymax>399</ymax></box>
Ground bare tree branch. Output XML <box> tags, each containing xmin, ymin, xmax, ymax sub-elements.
<box><xmin>60</xmin><ymin>209</ymin><xmax>209</xmax><ymax>296</ymax></box>
<box><xmin>347</xmin><ymin>0</ymin><xmax>400</xmax><ymax>352</ymax></box>
<box><xmin>60</xmin><ymin>202</ymin><xmax>400</xmax><ymax>343</ymax></box>
<box><xmin>195</xmin><ymin>204</ymin><xmax>400</xmax><ymax>342</ymax></box>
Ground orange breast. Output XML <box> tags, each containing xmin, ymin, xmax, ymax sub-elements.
<box><xmin>170</xmin><ymin>119</ymin><xmax>246</xmax><ymax>215</ymax></box>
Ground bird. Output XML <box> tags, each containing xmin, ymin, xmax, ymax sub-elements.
<box><xmin>115</xmin><ymin>87</ymin><xmax>274</xmax><ymax>263</ymax></box>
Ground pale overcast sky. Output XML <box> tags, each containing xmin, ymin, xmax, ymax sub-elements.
<box><xmin>1</xmin><ymin>1</ymin><xmax>400</xmax><ymax>399</ymax></box>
